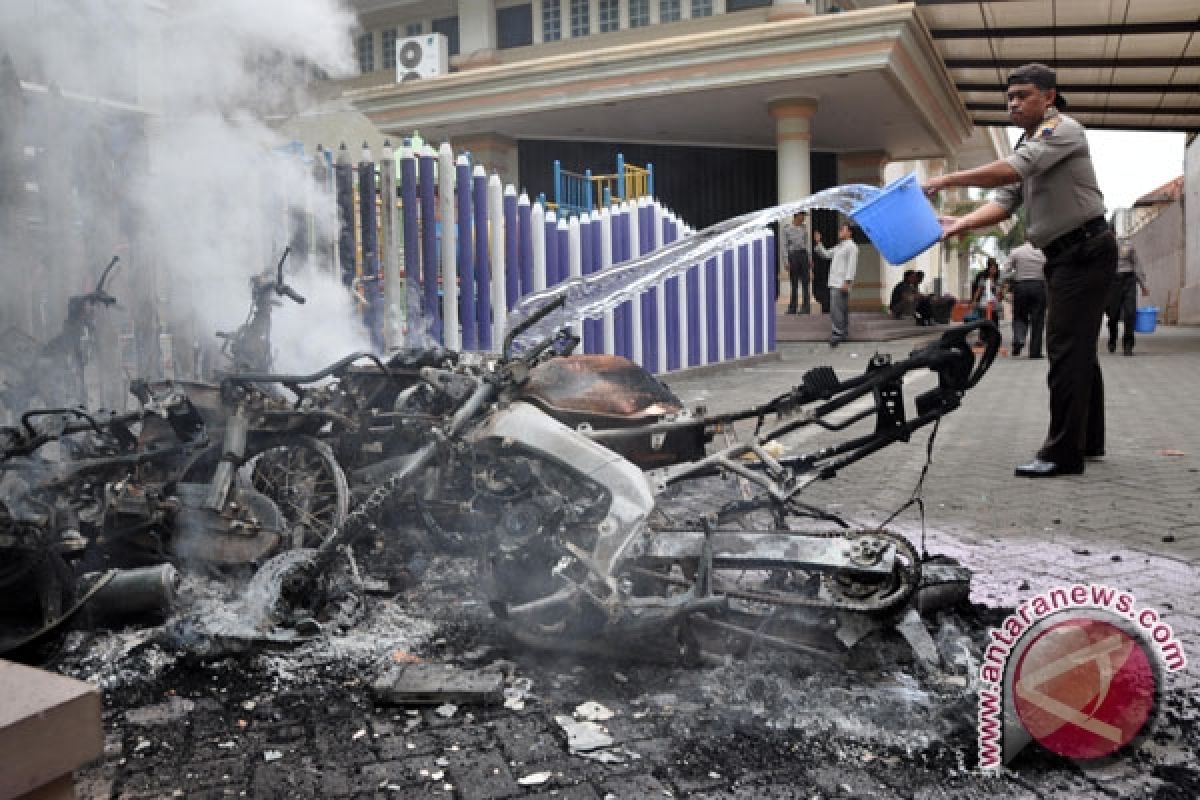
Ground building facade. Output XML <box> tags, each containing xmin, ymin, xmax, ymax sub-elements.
<box><xmin>331</xmin><ymin>0</ymin><xmax>1009</xmax><ymax>310</ymax></box>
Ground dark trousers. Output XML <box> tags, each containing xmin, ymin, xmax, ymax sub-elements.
<box><xmin>813</xmin><ymin>258</ymin><xmax>831</xmax><ymax>312</ymax></box>
<box><xmin>1038</xmin><ymin>231</ymin><xmax>1117</xmax><ymax>467</ymax></box>
<box><xmin>787</xmin><ymin>249</ymin><xmax>811</xmax><ymax>312</ymax></box>
<box><xmin>1011</xmin><ymin>280</ymin><xmax>1047</xmax><ymax>357</ymax></box>
<box><xmin>1106</xmin><ymin>272</ymin><xmax>1138</xmax><ymax>350</ymax></box>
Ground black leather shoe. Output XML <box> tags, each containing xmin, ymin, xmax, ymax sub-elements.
<box><xmin>1014</xmin><ymin>458</ymin><xmax>1084</xmax><ymax>477</ymax></box>
<box><xmin>1029</xmin><ymin>353</ymin><xmax>1043</xmax><ymax>359</ymax></box>
<box><xmin>1107</xmin><ymin>338</ymin><xmax>1117</xmax><ymax>353</ymax></box>
<box><xmin>1012</xmin><ymin>344</ymin><xmax>1022</xmax><ymax>357</ymax></box>
<box><xmin>1123</xmin><ymin>347</ymin><xmax>1134</xmax><ymax>357</ymax></box>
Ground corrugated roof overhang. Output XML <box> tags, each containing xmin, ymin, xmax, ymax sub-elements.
<box><xmin>913</xmin><ymin>0</ymin><xmax>1199</xmax><ymax>133</ymax></box>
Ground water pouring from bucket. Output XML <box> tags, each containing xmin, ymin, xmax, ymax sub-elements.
<box><xmin>504</xmin><ymin>177</ymin><xmax>941</xmax><ymax>349</ymax></box>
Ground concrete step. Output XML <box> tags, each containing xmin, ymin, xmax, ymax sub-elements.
<box><xmin>775</xmin><ymin>310</ymin><xmax>945</xmax><ymax>342</ymax></box>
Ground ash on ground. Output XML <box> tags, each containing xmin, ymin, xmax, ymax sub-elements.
<box><xmin>38</xmin><ymin>540</ymin><xmax>1200</xmax><ymax>799</ymax></box>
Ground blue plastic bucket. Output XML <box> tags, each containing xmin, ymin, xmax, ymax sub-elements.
<box><xmin>1134</xmin><ymin>306</ymin><xmax>1158</xmax><ymax>334</ymax></box>
<box><xmin>849</xmin><ymin>173</ymin><xmax>942</xmax><ymax>264</ymax></box>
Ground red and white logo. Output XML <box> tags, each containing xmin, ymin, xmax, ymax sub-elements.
<box><xmin>976</xmin><ymin>584</ymin><xmax>1187</xmax><ymax>771</ymax></box>
<box><xmin>1012</xmin><ymin>617</ymin><xmax>1156</xmax><ymax>760</ymax></box>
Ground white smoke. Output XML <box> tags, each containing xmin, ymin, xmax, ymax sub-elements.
<box><xmin>0</xmin><ymin>0</ymin><xmax>372</xmax><ymax>393</ymax></box>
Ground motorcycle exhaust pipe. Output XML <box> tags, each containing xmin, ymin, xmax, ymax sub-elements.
<box><xmin>79</xmin><ymin>564</ymin><xmax>181</xmax><ymax>621</ymax></box>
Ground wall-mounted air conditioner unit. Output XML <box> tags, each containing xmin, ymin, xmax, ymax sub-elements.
<box><xmin>396</xmin><ymin>33</ymin><xmax>448</xmax><ymax>83</ymax></box>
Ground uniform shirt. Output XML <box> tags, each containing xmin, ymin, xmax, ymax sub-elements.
<box><xmin>783</xmin><ymin>221</ymin><xmax>809</xmax><ymax>254</ymax></box>
<box><xmin>1001</xmin><ymin>242</ymin><xmax>1047</xmax><ymax>283</ymax></box>
<box><xmin>993</xmin><ymin>108</ymin><xmax>1106</xmax><ymax>249</ymax></box>
<box><xmin>1116</xmin><ymin>239</ymin><xmax>1148</xmax><ymax>289</ymax></box>
<box><xmin>815</xmin><ymin>239</ymin><xmax>858</xmax><ymax>288</ymax></box>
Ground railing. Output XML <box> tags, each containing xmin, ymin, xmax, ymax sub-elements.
<box><xmin>550</xmin><ymin>154</ymin><xmax>656</xmax><ymax>219</ymax></box>
<box><xmin>312</xmin><ymin>141</ymin><xmax>773</xmax><ymax>374</ymax></box>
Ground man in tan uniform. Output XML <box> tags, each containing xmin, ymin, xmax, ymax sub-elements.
<box><xmin>923</xmin><ymin>63</ymin><xmax>1117</xmax><ymax>478</ymax></box>
<box><xmin>1106</xmin><ymin>236</ymin><xmax>1149</xmax><ymax>356</ymax></box>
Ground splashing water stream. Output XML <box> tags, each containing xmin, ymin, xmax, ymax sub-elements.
<box><xmin>505</xmin><ymin>185</ymin><xmax>882</xmax><ymax>349</ymax></box>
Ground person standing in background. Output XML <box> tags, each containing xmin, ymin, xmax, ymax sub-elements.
<box><xmin>1106</xmin><ymin>235</ymin><xmax>1149</xmax><ymax>356</ymax></box>
<box><xmin>1002</xmin><ymin>242</ymin><xmax>1048</xmax><ymax>359</ymax></box>
<box><xmin>813</xmin><ymin>220</ymin><xmax>858</xmax><ymax>347</ymax></box>
<box><xmin>783</xmin><ymin>211</ymin><xmax>812</xmax><ymax>314</ymax></box>
<box><xmin>922</xmin><ymin>62</ymin><xmax>1116</xmax><ymax>478</ymax></box>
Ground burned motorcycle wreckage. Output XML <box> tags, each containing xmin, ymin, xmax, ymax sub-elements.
<box><xmin>253</xmin><ymin>296</ymin><xmax>1001</xmax><ymax>667</ymax></box>
<box><xmin>1</xmin><ymin>240</ymin><xmax>1000</xmax><ymax>668</ymax></box>
<box><xmin>0</xmin><ymin>253</ymin><xmax>350</xmax><ymax>656</ymax></box>
<box><xmin>0</xmin><ymin>256</ymin><xmax>121</xmax><ymax>419</ymax></box>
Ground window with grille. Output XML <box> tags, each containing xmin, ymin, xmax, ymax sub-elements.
<box><xmin>691</xmin><ymin>0</ymin><xmax>713</xmax><ymax>17</ymax></box>
<box><xmin>569</xmin><ymin>0</ymin><xmax>589</xmax><ymax>37</ymax></box>
<box><xmin>543</xmin><ymin>0</ymin><xmax>562</xmax><ymax>41</ymax></box>
<box><xmin>356</xmin><ymin>32</ymin><xmax>373</xmax><ymax>74</ymax></box>
<box><xmin>405</xmin><ymin>21</ymin><xmax>423</xmax><ymax>36</ymax></box>
<box><xmin>598</xmin><ymin>0</ymin><xmax>619</xmax><ymax>32</ymax></box>
<box><xmin>629</xmin><ymin>0</ymin><xmax>650</xmax><ymax>27</ymax></box>
<box><xmin>381</xmin><ymin>29</ymin><xmax>397</xmax><ymax>72</ymax></box>
<box><xmin>660</xmin><ymin>0</ymin><xmax>681</xmax><ymax>23</ymax></box>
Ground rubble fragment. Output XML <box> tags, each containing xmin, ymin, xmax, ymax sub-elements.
<box><xmin>371</xmin><ymin>663</ymin><xmax>504</xmax><ymax>706</ymax></box>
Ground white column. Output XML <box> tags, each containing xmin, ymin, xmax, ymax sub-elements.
<box><xmin>769</xmin><ymin>97</ymin><xmax>817</xmax><ymax>203</ymax></box>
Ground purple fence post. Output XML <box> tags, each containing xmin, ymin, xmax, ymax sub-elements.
<box><xmin>472</xmin><ymin>167</ymin><xmax>491</xmax><ymax>351</ymax></box>
<box><xmin>704</xmin><ymin>256</ymin><xmax>718</xmax><ymax>364</ymax></box>
<box><xmin>455</xmin><ymin>157</ymin><xmax>476</xmax><ymax>350</ymax></box>
<box><xmin>753</xmin><ymin>238</ymin><xmax>764</xmax><ymax>355</ymax></box>
<box><xmin>556</xmin><ymin>220</ymin><xmax>570</xmax><ymax>291</ymax></box>
<box><xmin>504</xmin><ymin>189</ymin><xmax>519</xmax><ymax>311</ymax></box>
<box><xmin>517</xmin><ymin>194</ymin><xmax>532</xmax><ymax>301</ymax></box>
<box><xmin>613</xmin><ymin>206</ymin><xmax>629</xmax><ymax>359</ymax></box>
<box><xmin>357</xmin><ymin>146</ymin><xmax>383</xmax><ymax>351</ymax></box>
<box><xmin>400</xmin><ymin>151</ymin><xmax>421</xmax><ymax>344</ymax></box>
<box><xmin>723</xmin><ymin>250</ymin><xmax>736</xmax><ymax>360</ymax></box>
<box><xmin>766</xmin><ymin>234</ymin><xmax>777</xmax><ymax>352</ymax></box>
<box><xmin>686</xmin><ymin>257</ymin><xmax>700</xmax><ymax>368</ymax></box>
<box><xmin>738</xmin><ymin>243</ymin><xmax>750</xmax><ymax>358</ymax></box>
<box><xmin>418</xmin><ymin>150</ymin><xmax>441</xmax><ymax>343</ymax></box>
<box><xmin>334</xmin><ymin>143</ymin><xmax>355</xmax><ymax>289</ymax></box>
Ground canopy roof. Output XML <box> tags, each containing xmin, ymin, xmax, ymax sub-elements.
<box><xmin>914</xmin><ymin>0</ymin><xmax>1200</xmax><ymax>133</ymax></box>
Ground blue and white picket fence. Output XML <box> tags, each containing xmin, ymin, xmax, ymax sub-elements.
<box><xmin>326</xmin><ymin>141</ymin><xmax>775</xmax><ymax>374</ymax></box>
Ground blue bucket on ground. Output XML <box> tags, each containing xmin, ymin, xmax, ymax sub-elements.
<box><xmin>849</xmin><ymin>173</ymin><xmax>942</xmax><ymax>264</ymax></box>
<box><xmin>1134</xmin><ymin>306</ymin><xmax>1158</xmax><ymax>334</ymax></box>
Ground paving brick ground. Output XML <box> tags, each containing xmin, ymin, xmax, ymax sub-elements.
<box><xmin>667</xmin><ymin>323</ymin><xmax>1200</xmax><ymax>690</ymax></box>
<box><xmin>62</xmin><ymin>323</ymin><xmax>1200</xmax><ymax>799</ymax></box>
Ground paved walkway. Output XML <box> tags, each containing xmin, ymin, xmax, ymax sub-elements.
<box><xmin>667</xmin><ymin>323</ymin><xmax>1200</xmax><ymax>689</ymax></box>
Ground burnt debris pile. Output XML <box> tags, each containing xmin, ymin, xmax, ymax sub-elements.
<box><xmin>4</xmin><ymin>282</ymin><xmax>1005</xmax><ymax>683</ymax></box>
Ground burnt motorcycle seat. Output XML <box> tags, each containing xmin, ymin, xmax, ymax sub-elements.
<box><xmin>519</xmin><ymin>355</ymin><xmax>683</xmax><ymax>422</ymax></box>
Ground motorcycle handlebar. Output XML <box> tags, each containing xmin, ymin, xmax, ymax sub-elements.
<box><xmin>277</xmin><ymin>284</ymin><xmax>306</xmax><ymax>304</ymax></box>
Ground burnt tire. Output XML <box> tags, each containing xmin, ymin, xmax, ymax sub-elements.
<box><xmin>245</xmin><ymin>436</ymin><xmax>349</xmax><ymax>550</ymax></box>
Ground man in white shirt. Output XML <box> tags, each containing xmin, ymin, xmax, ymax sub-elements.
<box><xmin>813</xmin><ymin>221</ymin><xmax>859</xmax><ymax>347</ymax></box>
